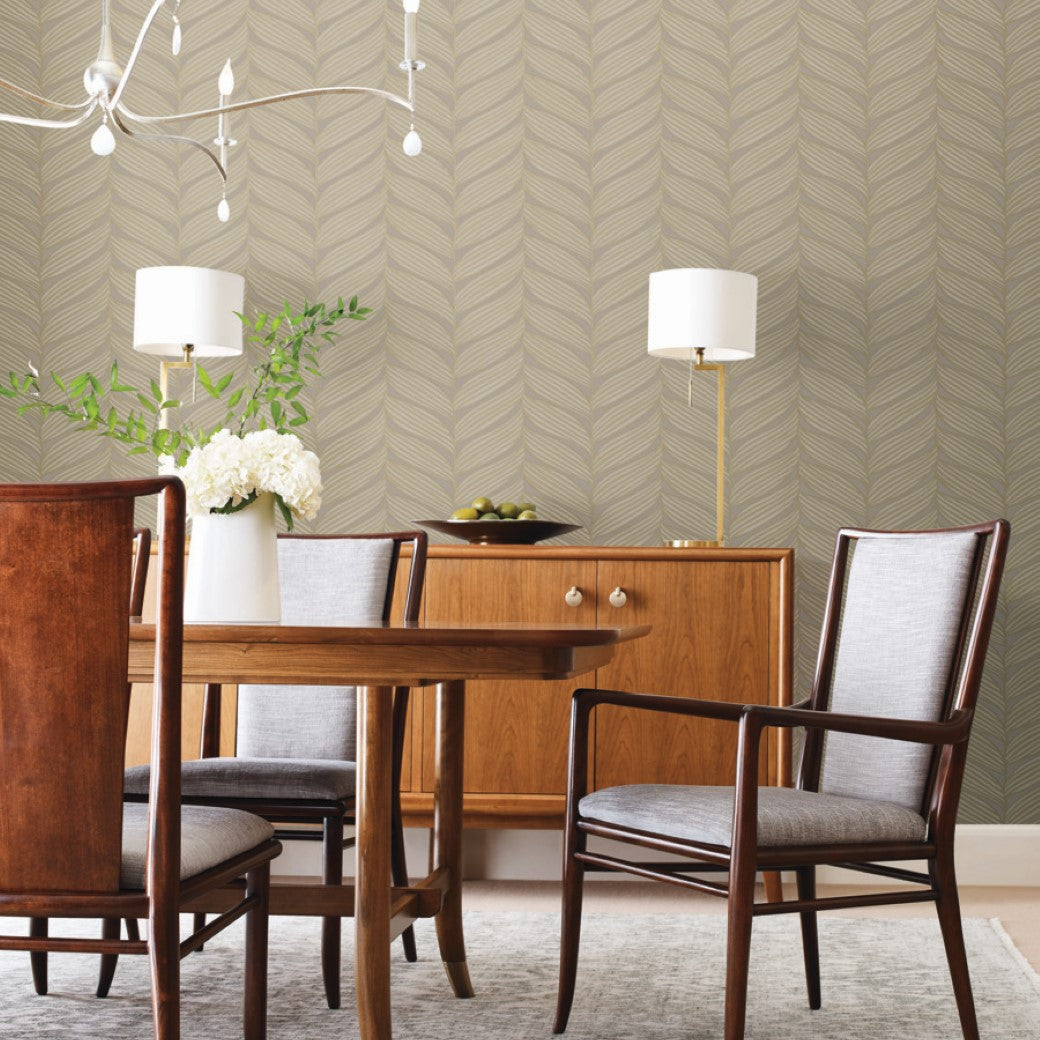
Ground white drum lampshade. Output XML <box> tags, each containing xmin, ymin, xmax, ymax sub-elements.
<box><xmin>647</xmin><ymin>268</ymin><xmax>757</xmax><ymax>361</ymax></box>
<box><xmin>133</xmin><ymin>266</ymin><xmax>245</xmax><ymax>357</ymax></box>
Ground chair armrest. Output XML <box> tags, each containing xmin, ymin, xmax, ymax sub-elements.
<box><xmin>742</xmin><ymin>704</ymin><xmax>973</xmax><ymax>746</ymax></box>
<box><xmin>569</xmin><ymin>691</ymin><xmax>970</xmax><ymax>860</ymax></box>
<box><xmin>564</xmin><ymin>687</ymin><xmax>761</xmax><ymax>814</ymax></box>
<box><xmin>574</xmin><ymin>688</ymin><xmax>970</xmax><ymax>747</ymax></box>
<box><xmin>572</xmin><ymin>687</ymin><xmax>813</xmax><ymax>722</ymax></box>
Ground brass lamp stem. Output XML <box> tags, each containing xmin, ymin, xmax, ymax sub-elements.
<box><xmin>158</xmin><ymin>343</ymin><xmax>195</xmax><ymax>430</ymax></box>
<box><xmin>670</xmin><ymin>347</ymin><xmax>725</xmax><ymax>548</ymax></box>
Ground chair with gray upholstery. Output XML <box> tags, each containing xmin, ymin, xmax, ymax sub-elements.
<box><xmin>553</xmin><ymin>521</ymin><xmax>1010</xmax><ymax>1040</ymax></box>
<box><xmin>0</xmin><ymin>478</ymin><xmax>281</xmax><ymax>1040</ymax></box>
<box><xmin>124</xmin><ymin>530</ymin><xmax>427</xmax><ymax>1010</ymax></box>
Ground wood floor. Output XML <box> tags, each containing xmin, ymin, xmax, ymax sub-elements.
<box><xmin>461</xmin><ymin>880</ymin><xmax>1040</xmax><ymax>973</ymax></box>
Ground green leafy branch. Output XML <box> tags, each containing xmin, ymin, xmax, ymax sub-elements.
<box><xmin>0</xmin><ymin>296</ymin><xmax>370</xmax><ymax>466</ymax></box>
<box><xmin>0</xmin><ymin>362</ymin><xmax>186</xmax><ymax>459</ymax></box>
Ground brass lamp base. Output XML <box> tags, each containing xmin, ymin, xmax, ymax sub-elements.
<box><xmin>664</xmin><ymin>538</ymin><xmax>722</xmax><ymax>548</ymax></box>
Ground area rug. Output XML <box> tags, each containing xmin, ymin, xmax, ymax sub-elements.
<box><xmin>1</xmin><ymin>912</ymin><xmax>1037</xmax><ymax>1038</ymax></box>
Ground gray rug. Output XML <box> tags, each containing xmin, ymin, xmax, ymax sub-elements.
<box><xmin>0</xmin><ymin>912</ymin><xmax>1037</xmax><ymax>1038</ymax></box>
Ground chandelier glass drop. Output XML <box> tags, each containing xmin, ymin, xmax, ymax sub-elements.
<box><xmin>0</xmin><ymin>0</ymin><xmax>424</xmax><ymax>222</ymax></box>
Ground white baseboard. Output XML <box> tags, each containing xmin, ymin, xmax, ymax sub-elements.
<box><xmin>272</xmin><ymin>824</ymin><xmax>1040</xmax><ymax>888</ymax></box>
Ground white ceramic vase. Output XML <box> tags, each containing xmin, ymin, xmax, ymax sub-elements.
<box><xmin>184</xmin><ymin>492</ymin><xmax>281</xmax><ymax>624</ymax></box>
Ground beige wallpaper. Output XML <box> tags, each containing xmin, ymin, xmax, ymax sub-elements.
<box><xmin>0</xmin><ymin>0</ymin><xmax>1036</xmax><ymax>823</ymax></box>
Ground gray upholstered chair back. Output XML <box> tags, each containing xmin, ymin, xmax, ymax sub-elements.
<box><xmin>818</xmin><ymin>532</ymin><xmax>979</xmax><ymax>812</ymax></box>
<box><xmin>235</xmin><ymin>537</ymin><xmax>395</xmax><ymax>762</ymax></box>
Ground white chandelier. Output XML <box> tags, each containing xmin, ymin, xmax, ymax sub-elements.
<box><xmin>0</xmin><ymin>0</ymin><xmax>424</xmax><ymax>222</ymax></box>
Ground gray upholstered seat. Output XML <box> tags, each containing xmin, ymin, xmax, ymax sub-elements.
<box><xmin>120</xmin><ymin>803</ymin><xmax>275</xmax><ymax>889</ymax></box>
<box><xmin>125</xmin><ymin>757</ymin><xmax>356</xmax><ymax>801</ymax></box>
<box><xmin>579</xmin><ymin>785</ymin><xmax>927</xmax><ymax>848</ymax></box>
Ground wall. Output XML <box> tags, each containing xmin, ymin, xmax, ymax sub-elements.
<box><xmin>0</xmin><ymin>1</ymin><xmax>1036</xmax><ymax>822</ymax></box>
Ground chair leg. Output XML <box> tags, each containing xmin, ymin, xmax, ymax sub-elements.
<box><xmin>149</xmin><ymin>904</ymin><xmax>181</xmax><ymax>1040</ymax></box>
<box><xmin>552</xmin><ymin>830</ymin><xmax>587</xmax><ymax>1033</ymax></box>
<box><xmin>390</xmin><ymin>684</ymin><xmax>418</xmax><ymax>962</ymax></box>
<box><xmin>795</xmin><ymin>866</ymin><xmax>821</xmax><ymax>1009</ymax></box>
<box><xmin>723</xmin><ymin>852</ymin><xmax>757</xmax><ymax>1040</ymax></box>
<box><xmin>932</xmin><ymin>854</ymin><xmax>980</xmax><ymax>1040</ymax></box>
<box><xmin>192</xmin><ymin>912</ymin><xmax>207</xmax><ymax>950</ymax></box>
<box><xmin>97</xmin><ymin>917</ymin><xmax>121</xmax><ymax>998</ymax></box>
<box><xmin>98</xmin><ymin>918</ymin><xmax>143</xmax><ymax>996</ymax></box>
<box><xmin>243</xmin><ymin>862</ymin><xmax>271</xmax><ymax>1040</ymax></box>
<box><xmin>29</xmin><ymin>917</ymin><xmax>47</xmax><ymax>996</ymax></box>
<box><xmin>321</xmin><ymin>814</ymin><xmax>344</xmax><ymax>1010</ymax></box>
<box><xmin>391</xmin><ymin>789</ymin><xmax>418</xmax><ymax>963</ymax></box>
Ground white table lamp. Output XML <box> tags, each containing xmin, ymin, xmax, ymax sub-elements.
<box><xmin>648</xmin><ymin>267</ymin><xmax>757</xmax><ymax>546</ymax></box>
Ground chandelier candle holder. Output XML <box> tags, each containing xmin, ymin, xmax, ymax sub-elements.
<box><xmin>0</xmin><ymin>0</ymin><xmax>424</xmax><ymax>222</ymax></box>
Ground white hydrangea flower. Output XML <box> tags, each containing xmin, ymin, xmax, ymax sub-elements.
<box><xmin>179</xmin><ymin>428</ymin><xmax>322</xmax><ymax>526</ymax></box>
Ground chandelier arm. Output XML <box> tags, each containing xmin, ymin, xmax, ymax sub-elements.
<box><xmin>107</xmin><ymin>0</ymin><xmax>171</xmax><ymax>112</ymax></box>
<box><xmin>116</xmin><ymin>85</ymin><xmax>414</xmax><ymax>125</ymax></box>
<box><xmin>111</xmin><ymin>108</ymin><xmax>227</xmax><ymax>181</ymax></box>
<box><xmin>0</xmin><ymin>99</ymin><xmax>99</xmax><ymax>130</ymax></box>
<box><xmin>0</xmin><ymin>78</ymin><xmax>95</xmax><ymax>112</ymax></box>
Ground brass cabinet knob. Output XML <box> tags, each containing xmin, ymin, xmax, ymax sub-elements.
<box><xmin>564</xmin><ymin>586</ymin><xmax>583</xmax><ymax>608</ymax></box>
<box><xmin>609</xmin><ymin>587</ymin><xmax>628</xmax><ymax>608</ymax></box>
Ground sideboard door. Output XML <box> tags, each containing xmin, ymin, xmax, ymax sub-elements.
<box><xmin>593</xmin><ymin>558</ymin><xmax>780</xmax><ymax>790</ymax></box>
<box><xmin>419</xmin><ymin>555</ymin><xmax>597</xmax><ymax>823</ymax></box>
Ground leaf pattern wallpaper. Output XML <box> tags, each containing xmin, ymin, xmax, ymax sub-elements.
<box><xmin>0</xmin><ymin>0</ymin><xmax>1036</xmax><ymax>822</ymax></box>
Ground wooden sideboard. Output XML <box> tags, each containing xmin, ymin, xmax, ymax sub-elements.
<box><xmin>127</xmin><ymin>544</ymin><xmax>793</xmax><ymax>830</ymax></box>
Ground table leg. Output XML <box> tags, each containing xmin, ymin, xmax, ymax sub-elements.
<box><xmin>432</xmin><ymin>679</ymin><xmax>474</xmax><ymax>997</ymax></box>
<box><xmin>355</xmin><ymin>684</ymin><xmax>394</xmax><ymax>1040</ymax></box>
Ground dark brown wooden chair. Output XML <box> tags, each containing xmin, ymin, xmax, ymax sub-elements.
<box><xmin>124</xmin><ymin>530</ymin><xmax>427</xmax><ymax>1009</ymax></box>
<box><xmin>28</xmin><ymin>525</ymin><xmax>152</xmax><ymax>998</ymax></box>
<box><xmin>553</xmin><ymin>521</ymin><xmax>1010</xmax><ymax>1040</ymax></box>
<box><xmin>0</xmin><ymin>478</ymin><xmax>281</xmax><ymax>1040</ymax></box>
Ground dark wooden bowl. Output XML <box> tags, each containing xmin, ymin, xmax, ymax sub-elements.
<box><xmin>413</xmin><ymin>519</ymin><xmax>582</xmax><ymax>545</ymax></box>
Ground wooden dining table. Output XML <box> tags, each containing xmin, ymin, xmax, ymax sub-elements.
<box><xmin>128</xmin><ymin>618</ymin><xmax>649</xmax><ymax>1040</ymax></box>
